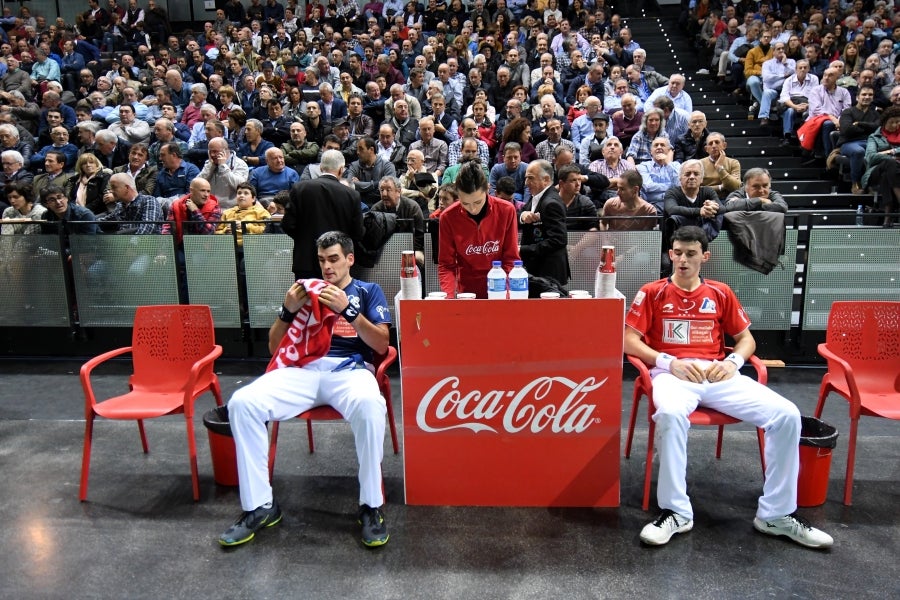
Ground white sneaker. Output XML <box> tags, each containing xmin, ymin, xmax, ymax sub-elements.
<box><xmin>640</xmin><ymin>509</ymin><xmax>693</xmax><ymax>545</ymax></box>
<box><xmin>753</xmin><ymin>513</ymin><xmax>834</xmax><ymax>549</ymax></box>
<box><xmin>696</xmin><ymin>68</ymin><xmax>710</xmax><ymax>75</ymax></box>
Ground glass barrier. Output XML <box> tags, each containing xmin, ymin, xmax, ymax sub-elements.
<box><xmin>705</xmin><ymin>231</ymin><xmax>798</xmax><ymax>331</ymax></box>
<box><xmin>183</xmin><ymin>234</ymin><xmax>242</xmax><ymax>328</ymax></box>
<box><xmin>803</xmin><ymin>228</ymin><xmax>900</xmax><ymax>330</ymax></box>
<box><xmin>243</xmin><ymin>234</ymin><xmax>295</xmax><ymax>329</ymax></box>
<box><xmin>0</xmin><ymin>234</ymin><xmax>70</xmax><ymax>327</ymax></box>
<box><xmin>70</xmin><ymin>234</ymin><xmax>179</xmax><ymax>327</ymax></box>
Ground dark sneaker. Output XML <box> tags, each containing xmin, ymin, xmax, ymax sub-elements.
<box><xmin>218</xmin><ymin>501</ymin><xmax>283</xmax><ymax>547</ymax></box>
<box><xmin>640</xmin><ymin>509</ymin><xmax>693</xmax><ymax>545</ymax></box>
<box><xmin>753</xmin><ymin>513</ymin><xmax>833</xmax><ymax>549</ymax></box>
<box><xmin>357</xmin><ymin>504</ymin><xmax>389</xmax><ymax>547</ymax></box>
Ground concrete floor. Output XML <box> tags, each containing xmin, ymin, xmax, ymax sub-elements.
<box><xmin>1</xmin><ymin>360</ymin><xmax>897</xmax><ymax>599</ymax></box>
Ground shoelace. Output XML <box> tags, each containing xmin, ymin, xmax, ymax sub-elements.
<box><xmin>784</xmin><ymin>512</ymin><xmax>813</xmax><ymax>531</ymax></box>
<box><xmin>652</xmin><ymin>509</ymin><xmax>680</xmax><ymax>528</ymax></box>
<box><xmin>362</xmin><ymin>506</ymin><xmax>384</xmax><ymax>527</ymax></box>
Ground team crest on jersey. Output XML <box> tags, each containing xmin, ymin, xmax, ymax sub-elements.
<box><xmin>633</xmin><ymin>291</ymin><xmax>645</xmax><ymax>306</ymax></box>
<box><xmin>661</xmin><ymin>303</ymin><xmax>674</xmax><ymax>313</ymax></box>
<box><xmin>699</xmin><ymin>298</ymin><xmax>717</xmax><ymax>313</ymax></box>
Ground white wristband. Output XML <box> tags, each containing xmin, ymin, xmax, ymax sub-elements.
<box><xmin>724</xmin><ymin>353</ymin><xmax>745</xmax><ymax>370</ymax></box>
<box><xmin>655</xmin><ymin>353</ymin><xmax>675</xmax><ymax>372</ymax></box>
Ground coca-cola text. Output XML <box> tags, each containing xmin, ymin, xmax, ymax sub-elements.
<box><xmin>415</xmin><ymin>376</ymin><xmax>607</xmax><ymax>434</ymax></box>
<box><xmin>465</xmin><ymin>240</ymin><xmax>501</xmax><ymax>256</ymax></box>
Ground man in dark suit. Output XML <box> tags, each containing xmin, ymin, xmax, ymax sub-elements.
<box><xmin>518</xmin><ymin>159</ymin><xmax>569</xmax><ymax>287</ymax></box>
<box><xmin>281</xmin><ymin>149</ymin><xmax>365</xmax><ymax>279</ymax></box>
<box><xmin>317</xmin><ymin>84</ymin><xmax>348</xmax><ymax>126</ymax></box>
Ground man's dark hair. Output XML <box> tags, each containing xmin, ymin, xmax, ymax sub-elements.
<box><xmin>266</xmin><ymin>98</ymin><xmax>281</xmax><ymax>108</ymax></box>
<box><xmin>671</xmin><ymin>225</ymin><xmax>710</xmax><ymax>252</ymax></box>
<box><xmin>316</xmin><ymin>230</ymin><xmax>354</xmax><ymax>255</ymax></box>
<box><xmin>557</xmin><ymin>163</ymin><xmax>582</xmax><ymax>184</ymax></box>
<box><xmin>45</xmin><ymin>150</ymin><xmax>68</xmax><ymax>165</ymax></box>
<box><xmin>162</xmin><ymin>141</ymin><xmax>184</xmax><ymax>158</ymax></box>
<box><xmin>456</xmin><ymin>160</ymin><xmax>489</xmax><ymax>194</ymax></box>
<box><xmin>621</xmin><ymin>169</ymin><xmax>643</xmax><ymax>188</ymax></box>
<box><xmin>6</xmin><ymin>181</ymin><xmax>33</xmax><ymax>200</ymax></box>
<box><xmin>323</xmin><ymin>133</ymin><xmax>342</xmax><ymax>147</ymax></box>
<box><xmin>40</xmin><ymin>184</ymin><xmax>67</xmax><ymax>203</ymax></box>
<box><xmin>495</xmin><ymin>176</ymin><xmax>517</xmax><ymax>196</ymax></box>
<box><xmin>357</xmin><ymin>136</ymin><xmax>376</xmax><ymax>151</ymax></box>
<box><xmin>236</xmin><ymin>181</ymin><xmax>256</xmax><ymax>196</ymax></box>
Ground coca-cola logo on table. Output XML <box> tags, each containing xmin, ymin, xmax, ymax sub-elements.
<box><xmin>464</xmin><ymin>240</ymin><xmax>501</xmax><ymax>256</ymax></box>
<box><xmin>415</xmin><ymin>375</ymin><xmax>607</xmax><ymax>434</ymax></box>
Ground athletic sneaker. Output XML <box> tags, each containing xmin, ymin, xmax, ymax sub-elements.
<box><xmin>640</xmin><ymin>509</ymin><xmax>693</xmax><ymax>545</ymax></box>
<box><xmin>753</xmin><ymin>513</ymin><xmax>833</xmax><ymax>549</ymax></box>
<box><xmin>358</xmin><ymin>504</ymin><xmax>389</xmax><ymax>547</ymax></box>
<box><xmin>218</xmin><ymin>501</ymin><xmax>283</xmax><ymax>547</ymax></box>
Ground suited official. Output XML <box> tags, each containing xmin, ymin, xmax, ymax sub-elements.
<box><xmin>282</xmin><ymin>149</ymin><xmax>365</xmax><ymax>279</ymax></box>
<box><xmin>518</xmin><ymin>160</ymin><xmax>570</xmax><ymax>287</ymax></box>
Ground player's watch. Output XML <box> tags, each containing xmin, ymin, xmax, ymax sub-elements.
<box><xmin>278</xmin><ymin>304</ymin><xmax>297</xmax><ymax>323</ymax></box>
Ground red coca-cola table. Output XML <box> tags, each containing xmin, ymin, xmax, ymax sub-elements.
<box><xmin>398</xmin><ymin>299</ymin><xmax>624</xmax><ymax>507</ymax></box>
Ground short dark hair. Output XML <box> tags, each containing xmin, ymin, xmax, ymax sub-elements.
<box><xmin>40</xmin><ymin>184</ymin><xmax>67</xmax><ymax>203</ymax></box>
<box><xmin>671</xmin><ymin>225</ymin><xmax>709</xmax><ymax>252</ymax></box>
<box><xmin>45</xmin><ymin>150</ymin><xmax>68</xmax><ymax>165</ymax></box>
<box><xmin>161</xmin><ymin>141</ymin><xmax>184</xmax><ymax>158</ymax></box>
<box><xmin>557</xmin><ymin>163</ymin><xmax>582</xmax><ymax>183</ymax></box>
<box><xmin>495</xmin><ymin>176</ymin><xmax>517</xmax><ymax>195</ymax></box>
<box><xmin>236</xmin><ymin>182</ymin><xmax>256</xmax><ymax>197</ymax></box>
<box><xmin>6</xmin><ymin>181</ymin><xmax>33</xmax><ymax>200</ymax></box>
<box><xmin>316</xmin><ymin>230</ymin><xmax>354</xmax><ymax>255</ymax></box>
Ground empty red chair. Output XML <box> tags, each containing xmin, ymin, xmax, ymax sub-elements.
<box><xmin>80</xmin><ymin>305</ymin><xmax>223</xmax><ymax>502</ymax></box>
<box><xmin>625</xmin><ymin>350</ymin><xmax>767</xmax><ymax>511</ymax></box>
<box><xmin>815</xmin><ymin>301</ymin><xmax>900</xmax><ymax>505</ymax></box>
<box><xmin>268</xmin><ymin>346</ymin><xmax>399</xmax><ymax>478</ymax></box>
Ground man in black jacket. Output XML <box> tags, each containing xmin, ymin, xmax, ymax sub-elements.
<box><xmin>838</xmin><ymin>85</ymin><xmax>880</xmax><ymax>193</ymax></box>
<box><xmin>282</xmin><ymin>149</ymin><xmax>365</xmax><ymax>279</ymax></box>
<box><xmin>518</xmin><ymin>159</ymin><xmax>569</xmax><ymax>286</ymax></box>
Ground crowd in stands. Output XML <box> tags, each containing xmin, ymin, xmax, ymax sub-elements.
<box><xmin>1</xmin><ymin>0</ymin><xmax>897</xmax><ymax>258</ymax></box>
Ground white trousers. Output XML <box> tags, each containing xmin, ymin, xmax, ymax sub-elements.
<box><xmin>228</xmin><ymin>356</ymin><xmax>386</xmax><ymax>511</ymax></box>
<box><xmin>651</xmin><ymin>367</ymin><xmax>800</xmax><ymax>521</ymax></box>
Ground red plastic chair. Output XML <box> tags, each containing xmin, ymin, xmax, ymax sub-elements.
<box><xmin>80</xmin><ymin>305</ymin><xmax>223</xmax><ymax>502</ymax></box>
<box><xmin>814</xmin><ymin>301</ymin><xmax>900</xmax><ymax>505</ymax></box>
<box><xmin>625</xmin><ymin>350</ymin><xmax>768</xmax><ymax>511</ymax></box>
<box><xmin>267</xmin><ymin>346</ymin><xmax>399</xmax><ymax>478</ymax></box>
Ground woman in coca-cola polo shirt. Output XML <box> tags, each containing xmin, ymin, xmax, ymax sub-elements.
<box><xmin>437</xmin><ymin>160</ymin><xmax>521</xmax><ymax>297</ymax></box>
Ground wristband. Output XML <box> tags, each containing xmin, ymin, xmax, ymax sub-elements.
<box><xmin>341</xmin><ymin>304</ymin><xmax>359</xmax><ymax>323</ymax></box>
<box><xmin>724</xmin><ymin>353</ymin><xmax>745</xmax><ymax>370</ymax></box>
<box><xmin>655</xmin><ymin>353</ymin><xmax>675</xmax><ymax>372</ymax></box>
<box><xmin>277</xmin><ymin>305</ymin><xmax>297</xmax><ymax>323</ymax></box>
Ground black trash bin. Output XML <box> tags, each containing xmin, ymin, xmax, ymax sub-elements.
<box><xmin>797</xmin><ymin>416</ymin><xmax>839</xmax><ymax>507</ymax></box>
<box><xmin>203</xmin><ymin>405</ymin><xmax>238</xmax><ymax>487</ymax></box>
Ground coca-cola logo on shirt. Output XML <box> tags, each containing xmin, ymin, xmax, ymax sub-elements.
<box><xmin>415</xmin><ymin>376</ymin><xmax>607</xmax><ymax>434</ymax></box>
<box><xmin>464</xmin><ymin>240</ymin><xmax>501</xmax><ymax>256</ymax></box>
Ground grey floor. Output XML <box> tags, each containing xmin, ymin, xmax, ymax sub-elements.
<box><xmin>1</xmin><ymin>359</ymin><xmax>898</xmax><ymax>599</ymax></box>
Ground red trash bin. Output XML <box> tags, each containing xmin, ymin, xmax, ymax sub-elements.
<box><xmin>797</xmin><ymin>416</ymin><xmax>838</xmax><ymax>507</ymax></box>
<box><xmin>204</xmin><ymin>406</ymin><xmax>239</xmax><ymax>487</ymax></box>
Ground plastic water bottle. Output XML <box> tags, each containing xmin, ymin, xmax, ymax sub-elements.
<box><xmin>487</xmin><ymin>261</ymin><xmax>507</xmax><ymax>299</ymax></box>
<box><xmin>508</xmin><ymin>260</ymin><xmax>529</xmax><ymax>299</ymax></box>
<box><xmin>856</xmin><ymin>205</ymin><xmax>864</xmax><ymax>226</ymax></box>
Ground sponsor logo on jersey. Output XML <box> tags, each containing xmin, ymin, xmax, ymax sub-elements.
<box><xmin>661</xmin><ymin>303</ymin><xmax>674</xmax><ymax>313</ymax></box>
<box><xmin>699</xmin><ymin>297</ymin><xmax>717</xmax><ymax>313</ymax></box>
<box><xmin>662</xmin><ymin>319</ymin><xmax>715</xmax><ymax>345</ymax></box>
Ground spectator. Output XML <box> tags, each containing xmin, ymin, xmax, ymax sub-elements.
<box><xmin>807</xmin><ymin>67</ymin><xmax>851</xmax><ymax>160</ymax></box>
<box><xmin>215</xmin><ymin>182</ymin><xmax>269</xmax><ymax>245</ymax></box>
<box><xmin>674</xmin><ymin>111</ymin><xmax>710</xmax><ymax>163</ymax></box>
<box><xmin>40</xmin><ymin>184</ymin><xmax>100</xmax><ymax>236</ymax></box>
<box><xmin>30</xmin><ymin>126</ymin><xmax>77</xmax><ymax>171</ymax></box>
<box><xmin>1</xmin><ymin>182</ymin><xmax>45</xmax><ymax>235</ymax></box>
<box><xmin>97</xmin><ymin>172</ymin><xmax>164</xmax><ymax>234</ymax></box>
<box><xmin>112</xmin><ymin>143</ymin><xmax>157</xmax><ymax>197</ymax></box>
<box><xmin>699</xmin><ymin>133</ymin><xmax>741</xmax><ymax>200</ymax></box>
<box><xmin>409</xmin><ymin>117</ymin><xmax>449</xmax><ymax>180</ymax></box>
<box><xmin>66</xmin><ymin>152</ymin><xmax>110</xmax><ymax>216</ymax></box>
<box><xmin>108</xmin><ymin>103</ymin><xmax>151</xmax><ymax>145</ymax></box>
<box><xmin>156</xmin><ymin>141</ymin><xmax>201</xmax><ymax>200</ymax></box>
<box><xmin>724</xmin><ymin>168</ymin><xmax>788</xmax><ymax>213</ymax></box>
<box><xmin>778</xmin><ymin>59</ymin><xmax>818</xmax><ymax>144</ymax></box>
<box><xmin>237</xmin><ymin>118</ymin><xmax>274</xmax><ymax>168</ymax></box>
<box><xmin>556</xmin><ymin>163</ymin><xmax>599</xmax><ymax>231</ymax></box>
<box><xmin>32</xmin><ymin>150</ymin><xmax>74</xmax><ymax>202</ymax></box>
<box><xmin>199</xmin><ymin>137</ymin><xmax>250</xmax><ymax>209</ymax></box>
<box><xmin>91</xmin><ymin>130</ymin><xmax>131</xmax><ymax>170</ymax></box>
<box><xmin>162</xmin><ymin>176</ymin><xmax>222</xmax><ymax>246</ymax></box>
<box><xmin>282</xmin><ymin>149</ymin><xmax>365</xmax><ymax>279</ymax></box>
<box><xmin>636</xmin><ymin>137</ymin><xmax>681</xmax><ymax>213</ymax></box>
<box><xmin>838</xmin><ymin>86</ymin><xmax>880</xmax><ymax>194</ymax></box>
<box><xmin>663</xmin><ymin>160</ymin><xmax>723</xmax><ymax>243</ymax></box>
<box><xmin>249</xmin><ymin>147</ymin><xmax>299</xmax><ymax>202</ymax></box>
<box><xmin>371</xmin><ymin>175</ymin><xmax>426</xmax><ymax>265</ymax></box>
<box><xmin>588</xmin><ymin>136</ymin><xmax>633</xmax><ymax>202</ymax></box>
<box><xmin>626</xmin><ymin>109</ymin><xmax>669</xmax><ymax>164</ymax></box>
<box><xmin>601</xmin><ymin>169</ymin><xmax>658</xmax><ymax>231</ymax></box>
<box><xmin>281</xmin><ymin>121</ymin><xmax>319</xmax><ymax>168</ymax></box>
